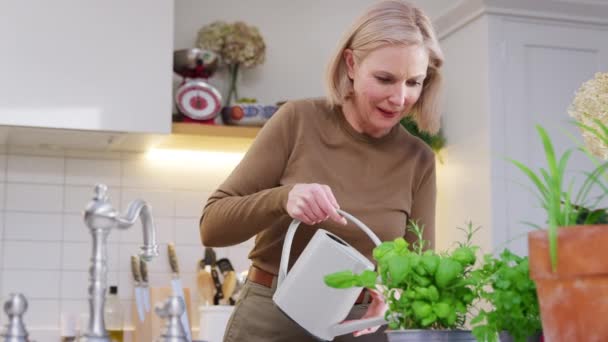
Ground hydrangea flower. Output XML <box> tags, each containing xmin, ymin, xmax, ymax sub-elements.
<box><xmin>569</xmin><ymin>72</ymin><xmax>608</xmax><ymax>159</ymax></box>
<box><xmin>197</xmin><ymin>21</ymin><xmax>266</xmax><ymax>68</ymax></box>
<box><xmin>196</xmin><ymin>21</ymin><xmax>266</xmax><ymax>105</ymax></box>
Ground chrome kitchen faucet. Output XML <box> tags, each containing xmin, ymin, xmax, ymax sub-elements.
<box><xmin>81</xmin><ymin>184</ymin><xmax>159</xmax><ymax>342</ymax></box>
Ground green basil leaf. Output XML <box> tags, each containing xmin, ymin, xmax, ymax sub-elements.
<box><xmin>412</xmin><ymin>301</ymin><xmax>432</xmax><ymax>319</ymax></box>
<box><xmin>435</xmin><ymin>259</ymin><xmax>463</xmax><ymax>288</ymax></box>
<box><xmin>421</xmin><ymin>253</ymin><xmax>440</xmax><ymax>275</ymax></box>
<box><xmin>323</xmin><ymin>270</ymin><xmax>356</xmax><ymax>288</ymax></box>
<box><xmin>452</xmin><ymin>246</ymin><xmax>476</xmax><ymax>267</ymax></box>
<box><xmin>433</xmin><ymin>302</ymin><xmax>450</xmax><ymax>318</ymax></box>
<box><xmin>388</xmin><ymin>255</ymin><xmax>411</xmax><ymax>284</ymax></box>
<box><xmin>356</xmin><ymin>270</ymin><xmax>378</xmax><ymax>288</ymax></box>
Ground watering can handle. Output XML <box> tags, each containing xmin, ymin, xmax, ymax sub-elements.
<box><xmin>277</xmin><ymin>209</ymin><xmax>381</xmax><ymax>286</ymax></box>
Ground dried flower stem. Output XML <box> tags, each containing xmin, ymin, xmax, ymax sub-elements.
<box><xmin>226</xmin><ymin>63</ymin><xmax>240</xmax><ymax>106</ymax></box>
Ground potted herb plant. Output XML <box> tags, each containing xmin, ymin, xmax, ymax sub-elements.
<box><xmin>510</xmin><ymin>72</ymin><xmax>608</xmax><ymax>341</ymax></box>
<box><xmin>471</xmin><ymin>250</ymin><xmax>542</xmax><ymax>342</ymax></box>
<box><xmin>324</xmin><ymin>222</ymin><xmax>482</xmax><ymax>341</ymax></box>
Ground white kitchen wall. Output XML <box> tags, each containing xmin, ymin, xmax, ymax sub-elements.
<box><xmin>0</xmin><ymin>145</ymin><xmax>252</xmax><ymax>340</ymax></box>
<box><xmin>488</xmin><ymin>16</ymin><xmax>608</xmax><ymax>256</ymax></box>
<box><xmin>435</xmin><ymin>15</ymin><xmax>492</xmax><ymax>253</ymax></box>
<box><xmin>437</xmin><ymin>6</ymin><xmax>608</xmax><ymax>257</ymax></box>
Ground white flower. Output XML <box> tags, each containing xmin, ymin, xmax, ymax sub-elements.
<box><xmin>569</xmin><ymin>72</ymin><xmax>608</xmax><ymax>159</ymax></box>
<box><xmin>196</xmin><ymin>21</ymin><xmax>266</xmax><ymax>68</ymax></box>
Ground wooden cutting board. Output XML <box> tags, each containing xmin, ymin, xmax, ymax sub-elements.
<box><xmin>131</xmin><ymin>287</ymin><xmax>192</xmax><ymax>342</ymax></box>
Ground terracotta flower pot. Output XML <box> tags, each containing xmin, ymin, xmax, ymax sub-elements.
<box><xmin>528</xmin><ymin>225</ymin><xmax>608</xmax><ymax>341</ymax></box>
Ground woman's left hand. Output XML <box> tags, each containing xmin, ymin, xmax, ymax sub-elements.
<box><xmin>353</xmin><ymin>288</ymin><xmax>388</xmax><ymax>337</ymax></box>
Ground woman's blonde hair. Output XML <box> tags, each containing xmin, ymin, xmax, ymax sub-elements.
<box><xmin>325</xmin><ymin>0</ymin><xmax>444</xmax><ymax>134</ymax></box>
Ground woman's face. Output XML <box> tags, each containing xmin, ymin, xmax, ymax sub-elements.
<box><xmin>344</xmin><ymin>44</ymin><xmax>429</xmax><ymax>137</ymax></box>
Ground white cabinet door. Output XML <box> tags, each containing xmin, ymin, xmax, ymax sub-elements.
<box><xmin>0</xmin><ymin>0</ymin><xmax>173</xmax><ymax>134</ymax></box>
<box><xmin>491</xmin><ymin>17</ymin><xmax>608</xmax><ymax>255</ymax></box>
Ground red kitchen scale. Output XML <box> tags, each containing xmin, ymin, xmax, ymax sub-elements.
<box><xmin>173</xmin><ymin>48</ymin><xmax>223</xmax><ymax>124</ymax></box>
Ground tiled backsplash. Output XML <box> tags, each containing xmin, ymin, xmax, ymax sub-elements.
<box><xmin>0</xmin><ymin>145</ymin><xmax>252</xmax><ymax>341</ymax></box>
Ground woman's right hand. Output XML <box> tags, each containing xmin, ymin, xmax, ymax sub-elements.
<box><xmin>286</xmin><ymin>183</ymin><xmax>348</xmax><ymax>226</ymax></box>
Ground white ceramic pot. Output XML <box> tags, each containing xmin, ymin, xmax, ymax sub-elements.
<box><xmin>198</xmin><ymin>305</ymin><xmax>234</xmax><ymax>342</ymax></box>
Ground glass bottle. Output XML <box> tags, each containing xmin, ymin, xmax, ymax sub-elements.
<box><xmin>104</xmin><ymin>285</ymin><xmax>124</xmax><ymax>342</ymax></box>
<box><xmin>60</xmin><ymin>312</ymin><xmax>78</xmax><ymax>341</ymax></box>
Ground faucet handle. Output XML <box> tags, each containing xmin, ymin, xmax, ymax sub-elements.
<box><xmin>93</xmin><ymin>184</ymin><xmax>109</xmax><ymax>201</ymax></box>
<box><xmin>1</xmin><ymin>293</ymin><xmax>30</xmax><ymax>341</ymax></box>
<box><xmin>156</xmin><ymin>296</ymin><xmax>188</xmax><ymax>341</ymax></box>
<box><xmin>84</xmin><ymin>184</ymin><xmax>118</xmax><ymax>231</ymax></box>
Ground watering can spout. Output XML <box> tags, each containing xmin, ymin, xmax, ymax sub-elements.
<box><xmin>330</xmin><ymin>316</ymin><xmax>388</xmax><ymax>337</ymax></box>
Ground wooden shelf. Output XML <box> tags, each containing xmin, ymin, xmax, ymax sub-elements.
<box><xmin>155</xmin><ymin>123</ymin><xmax>261</xmax><ymax>152</ymax></box>
<box><xmin>171</xmin><ymin>123</ymin><xmax>261</xmax><ymax>139</ymax></box>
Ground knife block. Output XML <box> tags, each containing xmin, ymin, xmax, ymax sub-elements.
<box><xmin>131</xmin><ymin>287</ymin><xmax>192</xmax><ymax>342</ymax></box>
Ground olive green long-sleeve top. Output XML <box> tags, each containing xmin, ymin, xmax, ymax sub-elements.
<box><xmin>200</xmin><ymin>98</ymin><xmax>436</xmax><ymax>275</ymax></box>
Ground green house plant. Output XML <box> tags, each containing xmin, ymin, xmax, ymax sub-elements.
<box><xmin>324</xmin><ymin>222</ymin><xmax>482</xmax><ymax>341</ymax></box>
<box><xmin>400</xmin><ymin>116</ymin><xmax>446</xmax><ymax>154</ymax></box>
<box><xmin>470</xmin><ymin>250</ymin><xmax>541</xmax><ymax>342</ymax></box>
<box><xmin>510</xmin><ymin>72</ymin><xmax>608</xmax><ymax>341</ymax></box>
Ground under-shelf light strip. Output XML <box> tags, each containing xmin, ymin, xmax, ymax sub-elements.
<box><xmin>146</xmin><ymin>148</ymin><xmax>245</xmax><ymax>165</ymax></box>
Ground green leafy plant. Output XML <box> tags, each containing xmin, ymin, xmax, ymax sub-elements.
<box><xmin>510</xmin><ymin>72</ymin><xmax>608</xmax><ymax>271</ymax></box>
<box><xmin>401</xmin><ymin>116</ymin><xmax>446</xmax><ymax>155</ymax></box>
<box><xmin>324</xmin><ymin>221</ymin><xmax>481</xmax><ymax>330</ymax></box>
<box><xmin>471</xmin><ymin>250</ymin><xmax>541</xmax><ymax>342</ymax></box>
<box><xmin>510</xmin><ymin>125</ymin><xmax>608</xmax><ymax>270</ymax></box>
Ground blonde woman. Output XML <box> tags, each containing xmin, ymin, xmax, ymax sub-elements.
<box><xmin>200</xmin><ymin>1</ymin><xmax>444</xmax><ymax>341</ymax></box>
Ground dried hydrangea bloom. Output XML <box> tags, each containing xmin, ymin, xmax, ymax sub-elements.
<box><xmin>197</xmin><ymin>21</ymin><xmax>265</xmax><ymax>68</ymax></box>
<box><xmin>222</xmin><ymin>22</ymin><xmax>265</xmax><ymax>67</ymax></box>
<box><xmin>568</xmin><ymin>72</ymin><xmax>608</xmax><ymax>159</ymax></box>
<box><xmin>196</xmin><ymin>21</ymin><xmax>231</xmax><ymax>55</ymax></box>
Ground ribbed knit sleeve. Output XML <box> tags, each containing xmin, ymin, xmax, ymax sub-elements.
<box><xmin>199</xmin><ymin>102</ymin><xmax>297</xmax><ymax>246</ymax></box>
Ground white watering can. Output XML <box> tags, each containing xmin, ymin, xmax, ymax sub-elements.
<box><xmin>273</xmin><ymin>209</ymin><xmax>388</xmax><ymax>341</ymax></box>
